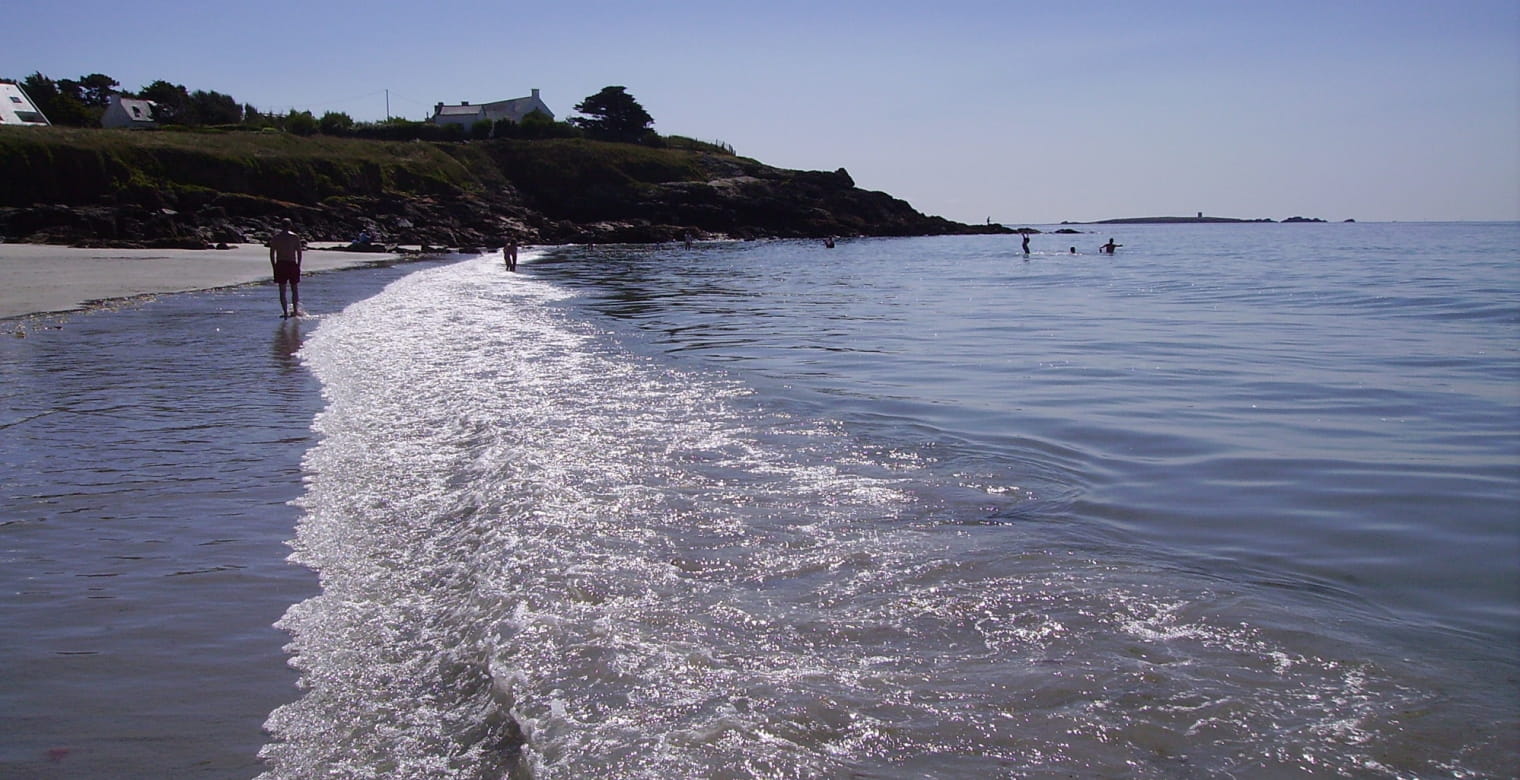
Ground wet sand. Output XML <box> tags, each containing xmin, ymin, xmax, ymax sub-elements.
<box><xmin>0</xmin><ymin>243</ymin><xmax>410</xmax><ymax>321</ymax></box>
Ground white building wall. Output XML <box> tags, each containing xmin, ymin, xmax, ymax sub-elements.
<box><xmin>102</xmin><ymin>96</ymin><xmax>157</xmax><ymax>129</ymax></box>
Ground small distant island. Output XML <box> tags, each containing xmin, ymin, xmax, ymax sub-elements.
<box><xmin>1062</xmin><ymin>214</ymin><xmax>1344</xmax><ymax>225</ymax></box>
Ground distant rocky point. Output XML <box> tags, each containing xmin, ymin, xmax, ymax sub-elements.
<box><xmin>1062</xmin><ymin>214</ymin><xmax>1339</xmax><ymax>225</ymax></box>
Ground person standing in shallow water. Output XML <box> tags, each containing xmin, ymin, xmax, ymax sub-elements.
<box><xmin>503</xmin><ymin>239</ymin><xmax>518</xmax><ymax>271</ymax></box>
<box><xmin>269</xmin><ymin>219</ymin><xmax>303</xmax><ymax>317</ymax></box>
<box><xmin>1021</xmin><ymin>232</ymin><xmax>1031</xmax><ymax>255</ymax></box>
<box><xmin>1100</xmin><ymin>237</ymin><xmax>1122</xmax><ymax>254</ymax></box>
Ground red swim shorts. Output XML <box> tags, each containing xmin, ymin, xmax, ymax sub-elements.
<box><xmin>273</xmin><ymin>261</ymin><xmax>301</xmax><ymax>284</ymax></box>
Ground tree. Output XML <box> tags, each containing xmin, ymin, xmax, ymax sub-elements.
<box><xmin>243</xmin><ymin>104</ymin><xmax>272</xmax><ymax>128</ymax></box>
<box><xmin>284</xmin><ymin>110</ymin><xmax>318</xmax><ymax>136</ymax></box>
<box><xmin>517</xmin><ymin>109</ymin><xmax>577</xmax><ymax>139</ymax></box>
<box><xmin>20</xmin><ymin>72</ymin><xmax>60</xmax><ymax>117</ymax></box>
<box><xmin>76</xmin><ymin>73</ymin><xmax>119</xmax><ymax>108</ymax></box>
<box><xmin>54</xmin><ymin>78</ymin><xmax>103</xmax><ymax>125</ymax></box>
<box><xmin>21</xmin><ymin>72</ymin><xmax>93</xmax><ymax>126</ymax></box>
<box><xmin>571</xmin><ymin>86</ymin><xmax>653</xmax><ymax>143</ymax></box>
<box><xmin>188</xmin><ymin>89</ymin><xmax>242</xmax><ymax>125</ymax></box>
<box><xmin>319</xmin><ymin>111</ymin><xmax>354</xmax><ymax>136</ymax></box>
<box><xmin>139</xmin><ymin>80</ymin><xmax>191</xmax><ymax>124</ymax></box>
<box><xmin>133</xmin><ymin>82</ymin><xmax>241</xmax><ymax>125</ymax></box>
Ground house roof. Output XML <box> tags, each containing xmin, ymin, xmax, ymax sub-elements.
<box><xmin>115</xmin><ymin>97</ymin><xmax>156</xmax><ymax>120</ymax></box>
<box><xmin>484</xmin><ymin>97</ymin><xmax>542</xmax><ymax>114</ymax></box>
<box><xmin>0</xmin><ymin>82</ymin><xmax>50</xmax><ymax>126</ymax></box>
<box><xmin>436</xmin><ymin>104</ymin><xmax>484</xmax><ymax>117</ymax></box>
<box><xmin>433</xmin><ymin>91</ymin><xmax>554</xmax><ymax>124</ymax></box>
<box><xmin>483</xmin><ymin>91</ymin><xmax>554</xmax><ymax>121</ymax></box>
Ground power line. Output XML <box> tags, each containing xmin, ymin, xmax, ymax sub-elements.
<box><xmin>282</xmin><ymin>88</ymin><xmax>389</xmax><ymax>112</ymax></box>
<box><xmin>265</xmin><ymin>87</ymin><xmax>441</xmax><ymax>121</ymax></box>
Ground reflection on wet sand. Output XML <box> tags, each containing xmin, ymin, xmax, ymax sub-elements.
<box><xmin>273</xmin><ymin>318</ymin><xmax>305</xmax><ymax>373</ymax></box>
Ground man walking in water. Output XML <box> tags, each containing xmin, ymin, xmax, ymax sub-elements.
<box><xmin>269</xmin><ymin>219</ymin><xmax>303</xmax><ymax>317</ymax></box>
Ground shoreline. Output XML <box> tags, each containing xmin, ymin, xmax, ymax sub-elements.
<box><xmin>0</xmin><ymin>242</ymin><xmax>433</xmax><ymax>322</ymax></box>
<box><xmin>0</xmin><ymin>249</ymin><xmax>475</xmax><ymax>777</ymax></box>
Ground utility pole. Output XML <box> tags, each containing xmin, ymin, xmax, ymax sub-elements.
<box><xmin>385</xmin><ymin>89</ymin><xmax>390</xmax><ymax>120</ymax></box>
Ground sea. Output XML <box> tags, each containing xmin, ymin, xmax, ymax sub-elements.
<box><xmin>1</xmin><ymin>222</ymin><xmax>1516</xmax><ymax>779</ymax></box>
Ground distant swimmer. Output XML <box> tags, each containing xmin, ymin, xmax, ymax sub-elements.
<box><xmin>268</xmin><ymin>219</ymin><xmax>303</xmax><ymax>318</ymax></box>
<box><xmin>1021</xmin><ymin>232</ymin><xmax>1031</xmax><ymax>255</ymax></box>
<box><xmin>1100</xmin><ymin>238</ymin><xmax>1122</xmax><ymax>254</ymax></box>
<box><xmin>1069</xmin><ymin>246</ymin><xmax>1077</xmax><ymax>254</ymax></box>
<box><xmin>824</xmin><ymin>236</ymin><xmax>836</xmax><ymax>248</ymax></box>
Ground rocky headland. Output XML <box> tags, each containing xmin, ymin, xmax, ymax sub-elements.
<box><xmin>1062</xmin><ymin>215</ymin><xmax>1339</xmax><ymax>225</ymax></box>
<box><xmin>0</xmin><ymin>127</ymin><xmax>1009</xmax><ymax>250</ymax></box>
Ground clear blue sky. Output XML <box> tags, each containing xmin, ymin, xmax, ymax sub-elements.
<box><xmin>8</xmin><ymin>0</ymin><xmax>1518</xmax><ymax>223</ymax></box>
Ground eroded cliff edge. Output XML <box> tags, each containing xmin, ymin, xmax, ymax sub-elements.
<box><xmin>0</xmin><ymin>128</ymin><xmax>1007</xmax><ymax>248</ymax></box>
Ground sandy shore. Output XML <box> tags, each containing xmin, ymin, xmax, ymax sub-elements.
<box><xmin>0</xmin><ymin>242</ymin><xmax>418</xmax><ymax>321</ymax></box>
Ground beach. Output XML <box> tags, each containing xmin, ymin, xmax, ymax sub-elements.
<box><xmin>0</xmin><ymin>242</ymin><xmax>413</xmax><ymax>322</ymax></box>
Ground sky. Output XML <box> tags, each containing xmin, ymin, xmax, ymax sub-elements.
<box><xmin>7</xmin><ymin>0</ymin><xmax>1518</xmax><ymax>224</ymax></box>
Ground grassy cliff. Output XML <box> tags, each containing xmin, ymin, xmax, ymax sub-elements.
<box><xmin>0</xmin><ymin>126</ymin><xmax>495</xmax><ymax>205</ymax></box>
<box><xmin>0</xmin><ymin>126</ymin><xmax>1004</xmax><ymax>247</ymax></box>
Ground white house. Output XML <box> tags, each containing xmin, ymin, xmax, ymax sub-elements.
<box><xmin>431</xmin><ymin>88</ymin><xmax>554</xmax><ymax>129</ymax></box>
<box><xmin>0</xmin><ymin>82</ymin><xmax>50</xmax><ymax>126</ymax></box>
<box><xmin>102</xmin><ymin>95</ymin><xmax>158</xmax><ymax>129</ymax></box>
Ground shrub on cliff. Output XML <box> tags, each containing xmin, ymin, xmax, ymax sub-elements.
<box><xmin>187</xmin><ymin>89</ymin><xmax>242</xmax><ymax>125</ymax></box>
<box><xmin>319</xmin><ymin>111</ymin><xmax>355</xmax><ymax>136</ymax></box>
<box><xmin>280</xmin><ymin>110</ymin><xmax>317</xmax><ymax>136</ymax></box>
<box><xmin>348</xmin><ymin>119</ymin><xmax>456</xmax><ymax>142</ymax></box>
<box><xmin>664</xmin><ymin>136</ymin><xmax>736</xmax><ymax>155</ymax></box>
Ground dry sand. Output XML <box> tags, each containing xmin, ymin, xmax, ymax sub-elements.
<box><xmin>0</xmin><ymin>242</ymin><xmax>410</xmax><ymax>321</ymax></box>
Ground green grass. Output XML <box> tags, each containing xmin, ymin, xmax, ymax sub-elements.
<box><xmin>0</xmin><ymin>126</ymin><xmax>753</xmax><ymax>210</ymax></box>
<box><xmin>0</xmin><ymin>126</ymin><xmax>494</xmax><ymax>206</ymax></box>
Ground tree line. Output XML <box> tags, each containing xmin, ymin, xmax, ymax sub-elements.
<box><xmin>14</xmin><ymin>72</ymin><xmax>243</xmax><ymax>127</ymax></box>
<box><xmin>6</xmin><ymin>74</ymin><xmax>728</xmax><ymax>151</ymax></box>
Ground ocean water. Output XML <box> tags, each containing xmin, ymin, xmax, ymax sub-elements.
<box><xmin>3</xmin><ymin>224</ymin><xmax>1517</xmax><ymax>778</ymax></box>
<box><xmin>0</xmin><ymin>255</ymin><xmax>461</xmax><ymax>779</ymax></box>
<box><xmin>262</xmin><ymin>222</ymin><xmax>1515</xmax><ymax>778</ymax></box>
